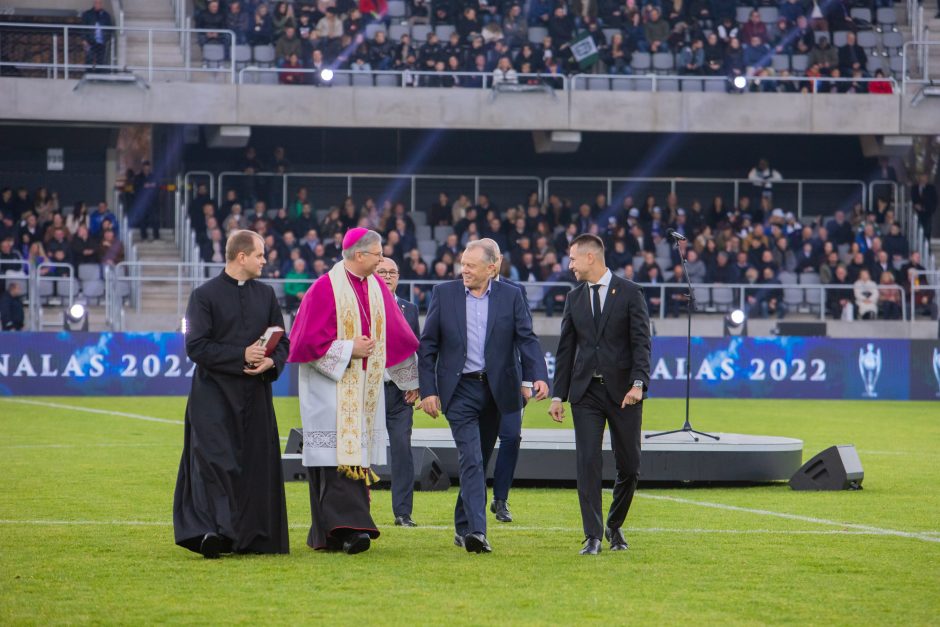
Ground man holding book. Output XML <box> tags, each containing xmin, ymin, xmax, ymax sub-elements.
<box><xmin>288</xmin><ymin>228</ymin><xmax>420</xmax><ymax>555</ymax></box>
<box><xmin>173</xmin><ymin>229</ymin><xmax>291</xmax><ymax>558</ymax></box>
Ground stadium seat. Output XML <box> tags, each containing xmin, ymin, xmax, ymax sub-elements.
<box><xmin>602</xmin><ymin>28</ymin><xmax>621</xmax><ymax>42</ymax></box>
<box><xmin>799</xmin><ymin>273</ymin><xmax>821</xmax><ymax>286</ymax></box>
<box><xmin>365</xmin><ymin>23</ymin><xmax>386</xmax><ymax>39</ymax></box>
<box><xmin>433</xmin><ymin>225</ymin><xmax>454</xmax><ymax>240</ymax></box>
<box><xmin>586</xmin><ymin>76</ymin><xmax>610</xmax><ymax>91</ymax></box>
<box><xmin>435</xmin><ymin>24</ymin><xmax>455</xmax><ymax>40</ymax></box>
<box><xmin>657</xmin><ymin>78</ymin><xmax>680</xmax><ymax>92</ymax></box>
<box><xmin>692</xmin><ymin>286</ymin><xmax>710</xmax><ymax>309</ymax></box>
<box><xmin>416</xmin><ymin>225</ymin><xmax>432</xmax><ymax>240</ymax></box>
<box><xmin>78</xmin><ymin>263</ymin><xmax>101</xmax><ymax>282</ymax></box>
<box><xmin>833</xmin><ymin>31</ymin><xmax>850</xmax><ymax>48</ymax></box>
<box><xmin>202</xmin><ymin>43</ymin><xmax>226</xmax><ymax>68</ymax></box>
<box><xmin>850</xmin><ymin>7</ymin><xmax>872</xmax><ymax>23</ymax></box>
<box><xmin>418</xmin><ymin>240</ymin><xmax>437</xmax><ymax>260</ymax></box>
<box><xmin>791</xmin><ymin>54</ymin><xmax>808</xmax><ymax>72</ymax></box>
<box><xmin>252</xmin><ymin>45</ymin><xmax>275</xmax><ymax>67</ymax></box>
<box><xmin>815</xmin><ymin>31</ymin><xmax>830</xmax><ymax>45</ymax></box>
<box><xmin>783</xmin><ymin>285</ymin><xmax>805</xmax><ymax>310</ymax></box>
<box><xmin>389</xmin><ymin>24</ymin><xmax>410</xmax><ymax>41</ymax></box>
<box><xmin>411</xmin><ymin>212</ymin><xmax>426</xmax><ymax>226</ymax></box>
<box><xmin>704</xmin><ymin>79</ymin><xmax>727</xmax><ymax>92</ymax></box>
<box><xmin>857</xmin><ymin>30</ymin><xmax>878</xmax><ymax>50</ymax></box>
<box><xmin>234</xmin><ymin>45</ymin><xmax>251</xmax><ymax>72</ymax></box>
<box><xmin>876</xmin><ymin>7</ymin><xmax>898</xmax><ymax>31</ymax></box>
<box><xmin>736</xmin><ymin>6</ymin><xmax>752</xmax><ymax>23</ymax></box>
<box><xmin>375</xmin><ymin>73</ymin><xmax>400</xmax><ymax>87</ymax></box>
<box><xmin>259</xmin><ymin>72</ymin><xmax>278</xmax><ymax>84</ymax></box>
<box><xmin>758</xmin><ymin>7</ymin><xmax>778</xmax><ymax>23</ymax></box>
<box><xmin>681</xmin><ymin>78</ymin><xmax>704</xmax><ymax>91</ymax></box>
<box><xmin>652</xmin><ymin>52</ymin><xmax>675</xmax><ymax>73</ymax></box>
<box><xmin>330</xmin><ymin>73</ymin><xmax>352</xmax><ymax>86</ymax></box>
<box><xmin>633</xmin><ymin>77</ymin><xmax>653</xmax><ymax>91</ymax></box>
<box><xmin>631</xmin><ymin>52</ymin><xmax>651</xmax><ymax>72</ymax></box>
<box><xmin>867</xmin><ymin>56</ymin><xmax>886</xmax><ymax>74</ymax></box>
<box><xmin>528</xmin><ymin>27</ymin><xmax>548</xmax><ymax>44</ymax></box>
<box><xmin>387</xmin><ymin>0</ymin><xmax>407</xmax><ymax>18</ymax></box>
<box><xmin>888</xmin><ymin>55</ymin><xmax>903</xmax><ymax>74</ymax></box>
<box><xmin>412</xmin><ymin>24</ymin><xmax>432</xmax><ymax>42</ymax></box>
<box><xmin>881</xmin><ymin>31</ymin><xmax>903</xmax><ymax>55</ymax></box>
<box><xmin>611</xmin><ymin>77</ymin><xmax>633</xmax><ymax>91</ymax></box>
<box><xmin>351</xmin><ymin>71</ymin><xmax>374</xmax><ymax>87</ymax></box>
<box><xmin>771</xmin><ymin>54</ymin><xmax>790</xmax><ymax>71</ymax></box>
<box><xmin>711</xmin><ymin>286</ymin><xmax>734</xmax><ymax>311</ymax></box>
<box><xmin>778</xmin><ymin>271</ymin><xmax>797</xmax><ymax>285</ymax></box>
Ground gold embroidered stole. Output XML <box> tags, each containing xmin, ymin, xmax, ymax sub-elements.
<box><xmin>328</xmin><ymin>262</ymin><xmax>386</xmax><ymax>482</ymax></box>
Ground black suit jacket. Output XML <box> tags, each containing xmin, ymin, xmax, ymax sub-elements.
<box><xmin>386</xmin><ymin>296</ymin><xmax>421</xmax><ymax>409</ymax></box>
<box><xmin>552</xmin><ymin>273</ymin><xmax>652</xmax><ymax>406</ymax></box>
<box><xmin>911</xmin><ymin>184</ymin><xmax>938</xmax><ymax>216</ymax></box>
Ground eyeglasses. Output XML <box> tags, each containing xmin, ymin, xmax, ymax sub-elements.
<box><xmin>360</xmin><ymin>250</ymin><xmax>384</xmax><ymax>258</ymax></box>
<box><xmin>375</xmin><ymin>269</ymin><xmax>399</xmax><ymax>277</ymax></box>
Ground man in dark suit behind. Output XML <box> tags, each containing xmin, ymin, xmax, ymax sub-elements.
<box><xmin>378</xmin><ymin>257</ymin><xmax>421</xmax><ymax>528</ymax></box>
<box><xmin>549</xmin><ymin>233</ymin><xmax>651</xmax><ymax>555</ymax></box>
<box><xmin>911</xmin><ymin>173</ymin><xmax>937</xmax><ymax>243</ymax></box>
<box><xmin>419</xmin><ymin>240</ymin><xmax>548</xmax><ymax>554</ymax></box>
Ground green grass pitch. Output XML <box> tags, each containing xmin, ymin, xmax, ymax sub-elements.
<box><xmin>0</xmin><ymin>396</ymin><xmax>937</xmax><ymax>624</ymax></box>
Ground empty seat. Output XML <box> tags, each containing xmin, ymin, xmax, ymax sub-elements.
<box><xmin>888</xmin><ymin>55</ymin><xmax>903</xmax><ymax>74</ymax></box>
<box><xmin>330</xmin><ymin>72</ymin><xmax>351</xmax><ymax>86</ymax></box>
<box><xmin>389</xmin><ymin>24</ymin><xmax>410</xmax><ymax>41</ymax></box>
<box><xmin>82</xmin><ymin>278</ymin><xmax>105</xmax><ymax>302</ymax></box>
<box><xmin>652</xmin><ymin>51</ymin><xmax>674</xmax><ymax>72</ymax></box>
<box><xmin>611</xmin><ymin>77</ymin><xmax>633</xmax><ymax>91</ymax></box>
<box><xmin>771</xmin><ymin>54</ymin><xmax>790</xmax><ymax>71</ymax></box>
<box><xmin>602</xmin><ymin>28</ymin><xmax>621</xmax><ymax>42</ymax></box>
<box><xmin>528</xmin><ymin>26</ymin><xmax>548</xmax><ymax>43</ymax></box>
<box><xmin>736</xmin><ymin>6</ymin><xmax>752</xmax><ymax>23</ymax></box>
<box><xmin>411</xmin><ymin>24</ymin><xmax>432</xmax><ymax>41</ymax></box>
<box><xmin>630</xmin><ymin>52</ymin><xmax>651</xmax><ymax>72</ymax></box>
<box><xmin>692</xmin><ymin>286</ymin><xmax>710</xmax><ymax>308</ymax></box>
<box><xmin>253</xmin><ymin>44</ymin><xmax>275</xmax><ymax>66</ymax></box>
<box><xmin>758</xmin><ymin>7</ymin><xmax>778</xmax><ymax>23</ymax></box>
<box><xmin>783</xmin><ymin>286</ymin><xmax>804</xmax><ymax>309</ymax></box>
<box><xmin>657</xmin><ymin>78</ymin><xmax>680</xmax><ymax>91</ymax></box>
<box><xmin>78</xmin><ymin>263</ymin><xmax>102</xmax><ymax>281</ymax></box>
<box><xmin>234</xmin><ymin>44</ymin><xmax>252</xmax><ymax>71</ymax></box>
<box><xmin>202</xmin><ymin>43</ymin><xmax>226</xmax><ymax>68</ymax></box>
<box><xmin>418</xmin><ymin>240</ymin><xmax>437</xmax><ymax>260</ymax></box>
<box><xmin>375</xmin><ymin>72</ymin><xmax>399</xmax><ymax>87</ymax></box>
<box><xmin>681</xmin><ymin>78</ymin><xmax>704</xmax><ymax>91</ymax></box>
<box><xmin>387</xmin><ymin>0</ymin><xmax>407</xmax><ymax>18</ymax></box>
<box><xmin>876</xmin><ymin>7</ymin><xmax>897</xmax><ymax>29</ymax></box>
<box><xmin>435</xmin><ymin>24</ymin><xmax>455</xmax><ymax>40</ymax></box>
<box><xmin>711</xmin><ymin>286</ymin><xmax>734</xmax><ymax>311</ymax></box>
<box><xmin>778</xmin><ymin>271</ymin><xmax>798</xmax><ymax>286</ymax></box>
<box><xmin>415</xmin><ymin>225</ymin><xmax>432</xmax><ymax>240</ymax></box>
<box><xmin>259</xmin><ymin>71</ymin><xmax>278</xmax><ymax>84</ymax></box>
<box><xmin>411</xmin><ymin>212</ymin><xmax>426</xmax><ymax>226</ymax></box>
<box><xmin>867</xmin><ymin>56</ymin><xmax>886</xmax><ymax>74</ymax></box>
<box><xmin>799</xmin><ymin>273</ymin><xmax>821</xmax><ymax>285</ymax></box>
<box><xmin>433</xmin><ymin>225</ymin><xmax>454</xmax><ymax>240</ymax></box>
<box><xmin>633</xmin><ymin>77</ymin><xmax>653</xmax><ymax>91</ymax></box>
<box><xmin>832</xmin><ymin>30</ymin><xmax>850</xmax><ymax>47</ymax></box>
<box><xmin>881</xmin><ymin>31</ymin><xmax>903</xmax><ymax>53</ymax></box>
<box><xmin>704</xmin><ymin>78</ymin><xmax>727</xmax><ymax>92</ymax></box>
<box><xmin>351</xmin><ymin>71</ymin><xmax>374</xmax><ymax>86</ymax></box>
<box><xmin>586</xmin><ymin>76</ymin><xmax>610</xmax><ymax>90</ymax></box>
<box><xmin>857</xmin><ymin>30</ymin><xmax>878</xmax><ymax>49</ymax></box>
<box><xmin>791</xmin><ymin>54</ymin><xmax>808</xmax><ymax>72</ymax></box>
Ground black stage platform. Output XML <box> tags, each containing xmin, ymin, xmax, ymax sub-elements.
<box><xmin>284</xmin><ymin>428</ymin><xmax>804</xmax><ymax>485</ymax></box>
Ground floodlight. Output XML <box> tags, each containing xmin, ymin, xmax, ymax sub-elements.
<box><xmin>732</xmin><ymin>75</ymin><xmax>747</xmax><ymax>90</ymax></box>
<box><xmin>320</xmin><ymin>68</ymin><xmax>334</xmax><ymax>82</ymax></box>
<box><xmin>64</xmin><ymin>303</ymin><xmax>89</xmax><ymax>331</ymax></box>
<box><xmin>724</xmin><ymin>308</ymin><xmax>747</xmax><ymax>337</ymax></box>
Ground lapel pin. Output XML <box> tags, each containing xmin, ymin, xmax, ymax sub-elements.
<box><xmin>611</xmin><ymin>289</ymin><xmax>616</xmax><ymax>295</ymax></box>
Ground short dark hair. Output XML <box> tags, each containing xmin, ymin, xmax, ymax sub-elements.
<box><xmin>225</xmin><ymin>229</ymin><xmax>263</xmax><ymax>261</ymax></box>
<box><xmin>571</xmin><ymin>233</ymin><xmax>605</xmax><ymax>255</ymax></box>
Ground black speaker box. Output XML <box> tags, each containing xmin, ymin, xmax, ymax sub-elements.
<box><xmin>280</xmin><ymin>428</ymin><xmax>450</xmax><ymax>491</ymax></box>
<box><xmin>789</xmin><ymin>445</ymin><xmax>864</xmax><ymax>491</ymax></box>
<box><xmin>775</xmin><ymin>322</ymin><xmax>828</xmax><ymax>337</ymax></box>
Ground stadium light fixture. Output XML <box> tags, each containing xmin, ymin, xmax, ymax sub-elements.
<box><xmin>724</xmin><ymin>308</ymin><xmax>747</xmax><ymax>337</ymax></box>
<box><xmin>320</xmin><ymin>69</ymin><xmax>334</xmax><ymax>82</ymax></box>
<box><xmin>64</xmin><ymin>303</ymin><xmax>89</xmax><ymax>332</ymax></box>
<box><xmin>732</xmin><ymin>75</ymin><xmax>748</xmax><ymax>91</ymax></box>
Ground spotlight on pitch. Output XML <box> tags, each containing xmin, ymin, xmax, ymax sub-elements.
<box><xmin>320</xmin><ymin>68</ymin><xmax>334</xmax><ymax>82</ymax></box>
<box><xmin>724</xmin><ymin>308</ymin><xmax>748</xmax><ymax>337</ymax></box>
<box><xmin>732</xmin><ymin>75</ymin><xmax>747</xmax><ymax>90</ymax></box>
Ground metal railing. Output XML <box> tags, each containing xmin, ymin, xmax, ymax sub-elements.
<box><xmin>238</xmin><ymin>66</ymin><xmax>567</xmax><ymax>90</ymax></box>
<box><xmin>0</xmin><ymin>21</ymin><xmax>237</xmax><ymax>83</ymax></box>
<box><xmin>543</xmin><ymin>176</ymin><xmax>867</xmax><ymax>222</ymax></box>
<box><xmin>902</xmin><ymin>40</ymin><xmax>937</xmax><ymax>88</ymax></box>
<box><xmin>570</xmin><ymin>73</ymin><xmax>899</xmax><ymax>92</ymax></box>
<box><xmin>211</xmin><ymin>171</ymin><xmax>543</xmax><ymax>216</ymax></box>
<box><xmin>909</xmin><ymin>271</ymin><xmax>940</xmax><ymax>322</ymax></box>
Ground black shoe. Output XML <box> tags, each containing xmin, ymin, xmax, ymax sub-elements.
<box><xmin>342</xmin><ymin>532</ymin><xmax>371</xmax><ymax>555</ymax></box>
<box><xmin>490</xmin><ymin>499</ymin><xmax>513</xmax><ymax>523</ymax></box>
<box><xmin>579</xmin><ymin>537</ymin><xmax>602</xmax><ymax>555</ymax></box>
<box><xmin>605</xmin><ymin>527</ymin><xmax>629</xmax><ymax>551</ymax></box>
<box><xmin>199</xmin><ymin>532</ymin><xmax>223</xmax><ymax>559</ymax></box>
<box><xmin>454</xmin><ymin>533</ymin><xmax>465</xmax><ymax>548</ymax></box>
<box><xmin>394</xmin><ymin>515</ymin><xmax>417</xmax><ymax>527</ymax></box>
<box><xmin>463</xmin><ymin>532</ymin><xmax>492</xmax><ymax>554</ymax></box>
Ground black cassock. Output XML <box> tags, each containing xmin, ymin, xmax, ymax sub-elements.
<box><xmin>173</xmin><ymin>271</ymin><xmax>290</xmax><ymax>555</ymax></box>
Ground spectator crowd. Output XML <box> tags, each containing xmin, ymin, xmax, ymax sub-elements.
<box><xmin>194</xmin><ymin>0</ymin><xmax>901</xmax><ymax>91</ymax></box>
<box><xmin>186</xmin><ymin>150</ymin><xmax>936</xmax><ymax>322</ymax></box>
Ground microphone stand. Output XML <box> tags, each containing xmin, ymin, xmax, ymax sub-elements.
<box><xmin>645</xmin><ymin>235</ymin><xmax>719</xmax><ymax>442</ymax></box>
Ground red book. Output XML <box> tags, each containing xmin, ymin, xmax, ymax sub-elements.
<box><xmin>257</xmin><ymin>326</ymin><xmax>284</xmax><ymax>357</ymax></box>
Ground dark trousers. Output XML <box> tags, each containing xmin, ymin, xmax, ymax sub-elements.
<box><xmin>492</xmin><ymin>409</ymin><xmax>522</xmax><ymax>502</ymax></box>
<box><xmin>140</xmin><ymin>206</ymin><xmax>160</xmax><ymax>240</ymax></box>
<box><xmin>446</xmin><ymin>376</ymin><xmax>500</xmax><ymax>536</ymax></box>
<box><xmin>384</xmin><ymin>383</ymin><xmax>414</xmax><ymax>517</ymax></box>
<box><xmin>571</xmin><ymin>379</ymin><xmax>642</xmax><ymax>540</ymax></box>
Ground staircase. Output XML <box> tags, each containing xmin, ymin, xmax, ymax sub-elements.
<box><xmin>122</xmin><ymin>229</ymin><xmax>193</xmax><ymax>331</ymax></box>
<box><xmin>120</xmin><ymin>0</ymin><xmax>189</xmax><ymax>83</ymax></box>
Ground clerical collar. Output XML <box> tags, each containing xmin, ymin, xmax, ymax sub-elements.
<box><xmin>220</xmin><ymin>270</ymin><xmax>250</xmax><ymax>286</ymax></box>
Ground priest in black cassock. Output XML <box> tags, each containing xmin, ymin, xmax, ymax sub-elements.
<box><xmin>173</xmin><ymin>229</ymin><xmax>290</xmax><ymax>559</ymax></box>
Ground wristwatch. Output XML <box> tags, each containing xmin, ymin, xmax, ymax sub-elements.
<box><xmin>632</xmin><ymin>380</ymin><xmax>644</xmax><ymax>388</ymax></box>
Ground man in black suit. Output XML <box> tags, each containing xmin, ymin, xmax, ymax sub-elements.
<box><xmin>376</xmin><ymin>258</ymin><xmax>422</xmax><ymax>528</ymax></box>
<box><xmin>81</xmin><ymin>0</ymin><xmax>113</xmax><ymax>72</ymax></box>
<box><xmin>549</xmin><ymin>234</ymin><xmax>651</xmax><ymax>555</ymax></box>
<box><xmin>419</xmin><ymin>240</ymin><xmax>548</xmax><ymax>554</ymax></box>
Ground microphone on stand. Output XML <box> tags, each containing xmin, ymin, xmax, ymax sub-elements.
<box><xmin>666</xmin><ymin>228</ymin><xmax>687</xmax><ymax>242</ymax></box>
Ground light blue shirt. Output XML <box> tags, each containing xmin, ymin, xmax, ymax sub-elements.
<box><xmin>463</xmin><ymin>281</ymin><xmax>491</xmax><ymax>373</ymax></box>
